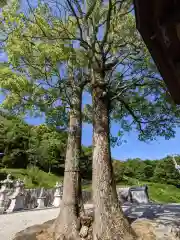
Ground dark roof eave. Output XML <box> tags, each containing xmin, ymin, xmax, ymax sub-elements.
<box><xmin>133</xmin><ymin>0</ymin><xmax>180</xmax><ymax>104</ymax></box>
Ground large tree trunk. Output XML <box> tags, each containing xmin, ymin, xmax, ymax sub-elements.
<box><xmin>92</xmin><ymin>82</ymin><xmax>136</xmax><ymax>240</ymax></box>
<box><xmin>53</xmin><ymin>90</ymin><xmax>83</xmax><ymax>240</ymax></box>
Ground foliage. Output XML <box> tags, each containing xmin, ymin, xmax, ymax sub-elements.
<box><xmin>30</xmin><ymin>125</ymin><xmax>67</xmax><ymax>173</ymax></box>
<box><xmin>0</xmin><ymin>0</ymin><xmax>7</xmax><ymax>8</ymax></box>
<box><xmin>0</xmin><ymin>112</ymin><xmax>93</xmax><ymax>178</ymax></box>
<box><xmin>1</xmin><ymin>110</ymin><xmax>180</xmax><ymax>188</ymax></box>
<box><xmin>0</xmin><ymin>0</ymin><xmax>86</xmax><ymax>129</ymax></box>
<box><xmin>80</xmin><ymin>146</ymin><xmax>92</xmax><ymax>180</ymax></box>
<box><xmin>50</xmin><ymin>0</ymin><xmax>180</xmax><ymax>144</ymax></box>
<box><xmin>1</xmin><ymin>112</ymin><xmax>180</xmax><ymax>201</ymax></box>
<box><xmin>123</xmin><ymin>158</ymin><xmax>156</xmax><ymax>180</ymax></box>
<box><xmin>0</xmin><ymin>112</ymin><xmax>67</xmax><ymax>172</ymax></box>
<box><xmin>152</xmin><ymin>156</ymin><xmax>180</xmax><ymax>185</ymax></box>
<box><xmin>0</xmin><ymin>0</ymin><xmax>180</xmax><ymax>146</ymax></box>
<box><xmin>112</xmin><ymin>160</ymin><xmax>125</xmax><ymax>183</ymax></box>
<box><xmin>113</xmin><ymin>156</ymin><xmax>180</xmax><ymax>187</ymax></box>
<box><xmin>0</xmin><ymin>113</ymin><xmax>31</xmax><ymax>168</ymax></box>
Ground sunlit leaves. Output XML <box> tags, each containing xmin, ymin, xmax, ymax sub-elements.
<box><xmin>0</xmin><ymin>1</ymin><xmax>81</xmax><ymax>127</ymax></box>
<box><xmin>0</xmin><ymin>0</ymin><xmax>7</xmax><ymax>8</ymax></box>
<box><xmin>0</xmin><ymin>113</ymin><xmax>68</xmax><ymax>170</ymax></box>
<box><xmin>1</xmin><ymin>0</ymin><xmax>180</xmax><ymax>145</ymax></box>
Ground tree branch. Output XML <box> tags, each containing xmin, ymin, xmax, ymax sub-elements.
<box><xmin>110</xmin><ymin>78</ymin><xmax>142</xmax><ymax>101</ymax></box>
<box><xmin>84</xmin><ymin>0</ymin><xmax>97</xmax><ymax>21</ymax></box>
<box><xmin>117</xmin><ymin>97</ymin><xmax>145</xmax><ymax>134</ymax></box>
<box><xmin>26</xmin><ymin>0</ymin><xmax>48</xmax><ymax>38</ymax></box>
<box><xmin>101</xmin><ymin>0</ymin><xmax>113</xmax><ymax>50</ymax></box>
<box><xmin>66</xmin><ymin>0</ymin><xmax>83</xmax><ymax>41</ymax></box>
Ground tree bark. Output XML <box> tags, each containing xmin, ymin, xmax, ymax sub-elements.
<box><xmin>53</xmin><ymin>89</ymin><xmax>83</xmax><ymax>240</ymax></box>
<box><xmin>92</xmin><ymin>80</ymin><xmax>136</xmax><ymax>240</ymax></box>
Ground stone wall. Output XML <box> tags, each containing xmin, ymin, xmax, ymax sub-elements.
<box><xmin>0</xmin><ymin>174</ymin><xmax>149</xmax><ymax>214</ymax></box>
<box><xmin>0</xmin><ymin>175</ymin><xmax>91</xmax><ymax>214</ymax></box>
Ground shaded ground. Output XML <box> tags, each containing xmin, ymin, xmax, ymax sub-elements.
<box><xmin>124</xmin><ymin>203</ymin><xmax>180</xmax><ymax>225</ymax></box>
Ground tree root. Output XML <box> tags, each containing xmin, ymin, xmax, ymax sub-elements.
<box><xmin>93</xmin><ymin>205</ymin><xmax>137</xmax><ymax>240</ymax></box>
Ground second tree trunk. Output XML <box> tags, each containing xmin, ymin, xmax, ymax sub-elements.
<box><xmin>92</xmin><ymin>83</ymin><xmax>136</xmax><ymax>240</ymax></box>
<box><xmin>53</xmin><ymin>90</ymin><xmax>82</xmax><ymax>240</ymax></box>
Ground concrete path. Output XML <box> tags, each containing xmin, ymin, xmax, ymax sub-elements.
<box><xmin>1</xmin><ymin>203</ymin><xmax>180</xmax><ymax>240</ymax></box>
<box><xmin>0</xmin><ymin>208</ymin><xmax>59</xmax><ymax>240</ymax></box>
<box><xmin>0</xmin><ymin>204</ymin><xmax>93</xmax><ymax>240</ymax></box>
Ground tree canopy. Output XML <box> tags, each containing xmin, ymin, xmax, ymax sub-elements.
<box><xmin>1</xmin><ymin>1</ymin><xmax>180</xmax><ymax>238</ymax></box>
<box><xmin>0</xmin><ymin>0</ymin><xmax>180</xmax><ymax>144</ymax></box>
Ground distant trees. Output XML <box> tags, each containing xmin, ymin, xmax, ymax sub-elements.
<box><xmin>153</xmin><ymin>156</ymin><xmax>180</xmax><ymax>186</ymax></box>
<box><xmin>0</xmin><ymin>112</ymin><xmax>66</xmax><ymax>171</ymax></box>
<box><xmin>0</xmin><ymin>0</ymin><xmax>7</xmax><ymax>8</ymax></box>
<box><xmin>0</xmin><ymin>113</ymin><xmax>32</xmax><ymax>168</ymax></box>
<box><xmin>1</xmin><ymin>109</ymin><xmax>180</xmax><ymax>188</ymax></box>
<box><xmin>123</xmin><ymin>158</ymin><xmax>156</xmax><ymax>180</ymax></box>
<box><xmin>113</xmin><ymin>156</ymin><xmax>180</xmax><ymax>187</ymax></box>
<box><xmin>112</xmin><ymin>160</ymin><xmax>125</xmax><ymax>183</ymax></box>
<box><xmin>0</xmin><ymin>112</ymin><xmax>95</xmax><ymax>178</ymax></box>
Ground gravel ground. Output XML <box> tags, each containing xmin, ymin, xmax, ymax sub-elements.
<box><xmin>0</xmin><ymin>208</ymin><xmax>59</xmax><ymax>240</ymax></box>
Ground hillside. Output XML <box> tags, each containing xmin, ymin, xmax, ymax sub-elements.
<box><xmin>118</xmin><ymin>177</ymin><xmax>180</xmax><ymax>203</ymax></box>
<box><xmin>0</xmin><ymin>168</ymin><xmax>61</xmax><ymax>188</ymax></box>
<box><xmin>1</xmin><ymin>168</ymin><xmax>180</xmax><ymax>203</ymax></box>
<box><xmin>1</xmin><ymin>113</ymin><xmax>180</xmax><ymax>203</ymax></box>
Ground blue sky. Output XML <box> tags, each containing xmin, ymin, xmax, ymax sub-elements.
<box><xmin>23</xmin><ymin>115</ymin><xmax>180</xmax><ymax>161</ymax></box>
<box><xmin>1</xmin><ymin>1</ymin><xmax>180</xmax><ymax>161</ymax></box>
<box><xmin>22</xmin><ymin>86</ymin><xmax>180</xmax><ymax>161</ymax></box>
<box><xmin>1</xmin><ymin>84</ymin><xmax>180</xmax><ymax>161</ymax></box>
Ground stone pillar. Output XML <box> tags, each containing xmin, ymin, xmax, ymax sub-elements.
<box><xmin>0</xmin><ymin>174</ymin><xmax>13</xmax><ymax>213</ymax></box>
<box><xmin>37</xmin><ymin>188</ymin><xmax>46</xmax><ymax>209</ymax></box>
<box><xmin>6</xmin><ymin>179</ymin><xmax>25</xmax><ymax>213</ymax></box>
<box><xmin>0</xmin><ymin>185</ymin><xmax>9</xmax><ymax>213</ymax></box>
<box><xmin>52</xmin><ymin>182</ymin><xmax>62</xmax><ymax>207</ymax></box>
<box><xmin>129</xmin><ymin>185</ymin><xmax>149</xmax><ymax>204</ymax></box>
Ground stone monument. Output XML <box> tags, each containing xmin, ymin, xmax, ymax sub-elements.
<box><xmin>0</xmin><ymin>174</ymin><xmax>13</xmax><ymax>213</ymax></box>
<box><xmin>52</xmin><ymin>181</ymin><xmax>62</xmax><ymax>207</ymax></box>
<box><xmin>6</xmin><ymin>178</ymin><xmax>25</xmax><ymax>213</ymax></box>
<box><xmin>37</xmin><ymin>188</ymin><xmax>46</xmax><ymax>209</ymax></box>
<box><xmin>129</xmin><ymin>185</ymin><xmax>149</xmax><ymax>204</ymax></box>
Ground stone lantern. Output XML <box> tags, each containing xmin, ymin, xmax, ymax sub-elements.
<box><xmin>52</xmin><ymin>181</ymin><xmax>63</xmax><ymax>207</ymax></box>
<box><xmin>6</xmin><ymin>178</ymin><xmax>25</xmax><ymax>213</ymax></box>
<box><xmin>0</xmin><ymin>174</ymin><xmax>13</xmax><ymax>213</ymax></box>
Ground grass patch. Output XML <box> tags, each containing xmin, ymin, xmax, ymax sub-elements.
<box><xmin>82</xmin><ymin>184</ymin><xmax>91</xmax><ymax>191</ymax></box>
<box><xmin>145</xmin><ymin>182</ymin><xmax>180</xmax><ymax>203</ymax></box>
<box><xmin>117</xmin><ymin>177</ymin><xmax>180</xmax><ymax>203</ymax></box>
<box><xmin>0</xmin><ymin>167</ymin><xmax>62</xmax><ymax>188</ymax></box>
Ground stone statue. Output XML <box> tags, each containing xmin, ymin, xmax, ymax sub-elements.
<box><xmin>7</xmin><ymin>174</ymin><xmax>12</xmax><ymax>181</ymax></box>
<box><xmin>53</xmin><ymin>182</ymin><xmax>63</xmax><ymax>207</ymax></box>
<box><xmin>0</xmin><ymin>174</ymin><xmax>13</xmax><ymax>189</ymax></box>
